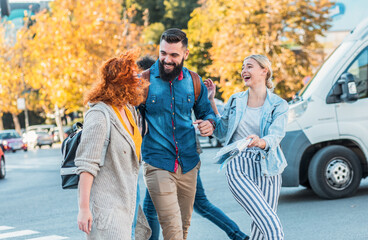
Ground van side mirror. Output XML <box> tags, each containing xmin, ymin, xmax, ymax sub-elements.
<box><xmin>326</xmin><ymin>73</ymin><xmax>358</xmax><ymax>104</ymax></box>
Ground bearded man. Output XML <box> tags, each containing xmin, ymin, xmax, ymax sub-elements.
<box><xmin>141</xmin><ymin>28</ymin><xmax>216</xmax><ymax>240</ymax></box>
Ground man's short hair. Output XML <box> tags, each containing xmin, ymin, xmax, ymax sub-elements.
<box><xmin>160</xmin><ymin>28</ymin><xmax>188</xmax><ymax>49</ymax></box>
<box><xmin>137</xmin><ymin>55</ymin><xmax>156</xmax><ymax>71</ymax></box>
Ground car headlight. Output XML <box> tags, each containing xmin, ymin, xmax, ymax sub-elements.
<box><xmin>2</xmin><ymin>140</ymin><xmax>8</xmax><ymax>146</ymax></box>
<box><xmin>288</xmin><ymin>100</ymin><xmax>308</xmax><ymax>124</ymax></box>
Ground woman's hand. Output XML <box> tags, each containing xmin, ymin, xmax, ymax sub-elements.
<box><xmin>204</xmin><ymin>78</ymin><xmax>216</xmax><ymax>100</ymax></box>
<box><xmin>247</xmin><ymin>135</ymin><xmax>266</xmax><ymax>149</ymax></box>
<box><xmin>78</xmin><ymin>207</ymin><xmax>93</xmax><ymax>234</ymax></box>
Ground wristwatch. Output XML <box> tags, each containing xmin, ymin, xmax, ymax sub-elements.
<box><xmin>208</xmin><ymin>119</ymin><xmax>216</xmax><ymax>130</ymax></box>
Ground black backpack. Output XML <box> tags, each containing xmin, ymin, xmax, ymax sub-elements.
<box><xmin>60</xmin><ymin>105</ymin><xmax>111</xmax><ymax>189</ymax></box>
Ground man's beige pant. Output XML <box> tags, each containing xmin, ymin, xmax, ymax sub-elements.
<box><xmin>144</xmin><ymin>162</ymin><xmax>200</xmax><ymax>240</ymax></box>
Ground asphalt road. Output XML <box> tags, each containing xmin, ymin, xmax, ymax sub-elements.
<box><xmin>1</xmin><ymin>146</ymin><xmax>368</xmax><ymax>240</ymax></box>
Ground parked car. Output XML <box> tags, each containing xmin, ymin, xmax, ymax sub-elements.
<box><xmin>27</xmin><ymin>124</ymin><xmax>55</xmax><ymax>134</ymax></box>
<box><xmin>0</xmin><ymin>130</ymin><xmax>28</xmax><ymax>152</ymax></box>
<box><xmin>0</xmin><ymin>147</ymin><xmax>5</xmax><ymax>179</ymax></box>
<box><xmin>280</xmin><ymin>17</ymin><xmax>368</xmax><ymax>199</ymax></box>
<box><xmin>24</xmin><ymin>130</ymin><xmax>53</xmax><ymax>149</ymax></box>
<box><xmin>196</xmin><ymin>98</ymin><xmax>225</xmax><ymax>148</ymax></box>
<box><xmin>51</xmin><ymin>126</ymin><xmax>72</xmax><ymax>143</ymax></box>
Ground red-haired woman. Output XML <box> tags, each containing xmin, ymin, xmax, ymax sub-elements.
<box><xmin>75</xmin><ymin>50</ymin><xmax>151</xmax><ymax>239</ymax></box>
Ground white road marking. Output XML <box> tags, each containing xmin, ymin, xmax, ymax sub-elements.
<box><xmin>0</xmin><ymin>230</ymin><xmax>38</xmax><ymax>239</ymax></box>
<box><xmin>0</xmin><ymin>226</ymin><xmax>68</xmax><ymax>239</ymax></box>
<box><xmin>26</xmin><ymin>235</ymin><xmax>69</xmax><ymax>240</ymax></box>
<box><xmin>0</xmin><ymin>226</ymin><xmax>14</xmax><ymax>231</ymax></box>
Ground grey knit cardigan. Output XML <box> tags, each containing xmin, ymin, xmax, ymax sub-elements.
<box><xmin>75</xmin><ymin>102</ymin><xmax>151</xmax><ymax>240</ymax></box>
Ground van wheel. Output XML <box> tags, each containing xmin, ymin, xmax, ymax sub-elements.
<box><xmin>308</xmin><ymin>145</ymin><xmax>362</xmax><ymax>199</ymax></box>
<box><xmin>0</xmin><ymin>157</ymin><xmax>5</xmax><ymax>179</ymax></box>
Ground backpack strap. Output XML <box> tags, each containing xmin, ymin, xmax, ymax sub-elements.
<box><xmin>138</xmin><ymin>69</ymin><xmax>150</xmax><ymax>137</ymax></box>
<box><xmin>189</xmin><ymin>70</ymin><xmax>201</xmax><ymax>102</ymax></box>
<box><xmin>141</xmin><ymin>69</ymin><xmax>151</xmax><ymax>104</ymax></box>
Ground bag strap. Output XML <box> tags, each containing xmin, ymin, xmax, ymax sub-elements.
<box><xmin>189</xmin><ymin>70</ymin><xmax>201</xmax><ymax>102</ymax></box>
<box><xmin>141</xmin><ymin>69</ymin><xmax>151</xmax><ymax>104</ymax></box>
<box><xmin>138</xmin><ymin>69</ymin><xmax>151</xmax><ymax>137</ymax></box>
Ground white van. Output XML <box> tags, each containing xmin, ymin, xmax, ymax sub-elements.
<box><xmin>280</xmin><ymin>17</ymin><xmax>368</xmax><ymax>199</ymax></box>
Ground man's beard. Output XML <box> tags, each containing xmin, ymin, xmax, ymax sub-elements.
<box><xmin>159</xmin><ymin>58</ymin><xmax>184</xmax><ymax>82</ymax></box>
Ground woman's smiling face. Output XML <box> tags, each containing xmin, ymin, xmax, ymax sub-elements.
<box><xmin>241</xmin><ymin>58</ymin><xmax>268</xmax><ymax>88</ymax></box>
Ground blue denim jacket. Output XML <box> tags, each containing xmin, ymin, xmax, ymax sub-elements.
<box><xmin>142</xmin><ymin>61</ymin><xmax>216</xmax><ymax>173</ymax></box>
<box><xmin>214</xmin><ymin>89</ymin><xmax>289</xmax><ymax>176</ymax></box>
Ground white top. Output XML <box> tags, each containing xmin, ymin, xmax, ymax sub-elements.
<box><xmin>230</xmin><ymin>105</ymin><xmax>262</xmax><ymax>143</ymax></box>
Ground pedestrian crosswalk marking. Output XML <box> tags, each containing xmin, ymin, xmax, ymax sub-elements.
<box><xmin>26</xmin><ymin>235</ymin><xmax>68</xmax><ymax>240</ymax></box>
<box><xmin>0</xmin><ymin>227</ymin><xmax>14</xmax><ymax>231</ymax></box>
<box><xmin>0</xmin><ymin>226</ymin><xmax>68</xmax><ymax>239</ymax></box>
<box><xmin>0</xmin><ymin>230</ymin><xmax>38</xmax><ymax>239</ymax></box>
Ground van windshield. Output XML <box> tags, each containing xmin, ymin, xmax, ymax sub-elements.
<box><xmin>299</xmin><ymin>41</ymin><xmax>355</xmax><ymax>98</ymax></box>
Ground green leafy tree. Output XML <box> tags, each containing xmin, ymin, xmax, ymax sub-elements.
<box><xmin>123</xmin><ymin>0</ymin><xmax>200</xmax><ymax>45</ymax></box>
<box><xmin>124</xmin><ymin>0</ymin><xmax>198</xmax><ymax>29</ymax></box>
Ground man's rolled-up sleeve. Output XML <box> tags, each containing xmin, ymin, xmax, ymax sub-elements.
<box><xmin>193</xmin><ymin>79</ymin><xmax>216</xmax><ymax>121</ymax></box>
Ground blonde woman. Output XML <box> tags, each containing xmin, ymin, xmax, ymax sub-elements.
<box><xmin>205</xmin><ymin>55</ymin><xmax>288</xmax><ymax>240</ymax></box>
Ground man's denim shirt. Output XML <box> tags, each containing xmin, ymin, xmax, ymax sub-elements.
<box><xmin>214</xmin><ymin>89</ymin><xmax>289</xmax><ymax>176</ymax></box>
<box><xmin>142</xmin><ymin>61</ymin><xmax>215</xmax><ymax>173</ymax></box>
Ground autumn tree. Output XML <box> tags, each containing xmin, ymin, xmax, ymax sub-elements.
<box><xmin>21</xmin><ymin>0</ymin><xmax>144</xmax><ymax>141</ymax></box>
<box><xmin>187</xmin><ymin>0</ymin><xmax>333</xmax><ymax>100</ymax></box>
<box><xmin>0</xmin><ymin>22</ymin><xmax>30</xmax><ymax>134</ymax></box>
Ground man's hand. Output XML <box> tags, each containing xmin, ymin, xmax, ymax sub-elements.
<box><xmin>247</xmin><ymin>135</ymin><xmax>266</xmax><ymax>149</ymax></box>
<box><xmin>204</xmin><ymin>78</ymin><xmax>216</xmax><ymax>100</ymax></box>
<box><xmin>193</xmin><ymin>119</ymin><xmax>214</xmax><ymax>137</ymax></box>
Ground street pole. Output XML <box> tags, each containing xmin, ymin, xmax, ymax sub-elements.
<box><xmin>24</xmin><ymin>98</ymin><xmax>29</xmax><ymax>130</ymax></box>
<box><xmin>21</xmin><ymin>73</ymin><xmax>30</xmax><ymax>132</ymax></box>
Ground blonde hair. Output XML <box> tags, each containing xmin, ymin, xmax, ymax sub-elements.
<box><xmin>244</xmin><ymin>54</ymin><xmax>273</xmax><ymax>89</ymax></box>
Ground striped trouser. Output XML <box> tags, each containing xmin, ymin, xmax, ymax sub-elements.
<box><xmin>226</xmin><ymin>151</ymin><xmax>284</xmax><ymax>240</ymax></box>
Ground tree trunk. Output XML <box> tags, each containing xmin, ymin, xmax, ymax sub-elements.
<box><xmin>0</xmin><ymin>112</ymin><xmax>4</xmax><ymax>130</ymax></box>
<box><xmin>55</xmin><ymin>105</ymin><xmax>65</xmax><ymax>142</ymax></box>
<box><xmin>12</xmin><ymin>113</ymin><xmax>22</xmax><ymax>135</ymax></box>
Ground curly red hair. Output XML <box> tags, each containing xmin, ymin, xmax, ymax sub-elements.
<box><xmin>84</xmin><ymin>49</ymin><xmax>149</xmax><ymax>108</ymax></box>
